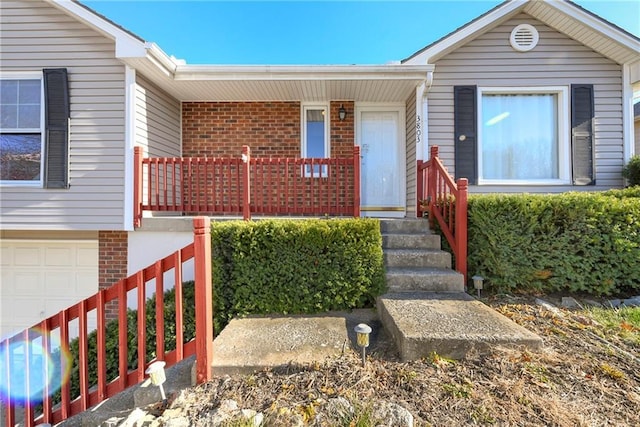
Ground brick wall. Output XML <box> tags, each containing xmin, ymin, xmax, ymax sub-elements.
<box><xmin>182</xmin><ymin>102</ymin><xmax>301</xmax><ymax>158</ymax></box>
<box><xmin>98</xmin><ymin>231</ymin><xmax>128</xmax><ymax>319</ymax></box>
<box><xmin>330</xmin><ymin>101</ymin><xmax>355</xmax><ymax>157</ymax></box>
<box><xmin>181</xmin><ymin>101</ymin><xmax>356</xmax><ymax>158</ymax></box>
<box><xmin>181</xmin><ymin>101</ymin><xmax>358</xmax><ymax>215</ymax></box>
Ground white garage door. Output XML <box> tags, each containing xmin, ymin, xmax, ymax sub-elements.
<box><xmin>0</xmin><ymin>240</ymin><xmax>98</xmax><ymax>339</ymax></box>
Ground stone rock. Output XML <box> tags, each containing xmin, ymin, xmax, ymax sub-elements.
<box><xmin>203</xmin><ymin>399</ymin><xmax>266</xmax><ymax>427</ymax></box>
<box><xmin>209</xmin><ymin>399</ymin><xmax>240</xmax><ymax>425</ymax></box>
<box><xmin>622</xmin><ymin>296</ymin><xmax>640</xmax><ymax>307</ymax></box>
<box><xmin>535</xmin><ymin>299</ymin><xmax>563</xmax><ymax>317</ymax></box>
<box><xmin>607</xmin><ymin>299</ymin><xmax>622</xmax><ymax>308</ymax></box>
<box><xmin>561</xmin><ymin>297</ymin><xmax>582</xmax><ymax>309</ymax></box>
<box><xmin>583</xmin><ymin>299</ymin><xmax>603</xmax><ymax>308</ymax></box>
<box><xmin>372</xmin><ymin>401</ymin><xmax>414</xmax><ymax>427</ymax></box>
<box><xmin>313</xmin><ymin>396</ymin><xmax>354</xmax><ymax>426</ymax></box>
<box><xmin>240</xmin><ymin>409</ymin><xmax>264</xmax><ymax>426</ymax></box>
<box><xmin>170</xmin><ymin>389</ymin><xmax>190</xmax><ymax>408</ymax></box>
<box><xmin>161</xmin><ymin>415</ymin><xmax>191</xmax><ymax>427</ymax></box>
<box><xmin>118</xmin><ymin>408</ymin><xmax>147</xmax><ymax>427</ymax></box>
<box><xmin>161</xmin><ymin>408</ymin><xmax>185</xmax><ymax>419</ymax></box>
<box><xmin>138</xmin><ymin>413</ymin><xmax>158</xmax><ymax>426</ymax></box>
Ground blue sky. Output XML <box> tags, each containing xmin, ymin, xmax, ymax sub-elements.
<box><xmin>82</xmin><ymin>1</ymin><xmax>639</xmax><ymax>65</ymax></box>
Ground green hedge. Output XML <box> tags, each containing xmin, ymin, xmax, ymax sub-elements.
<box><xmin>465</xmin><ymin>191</ymin><xmax>640</xmax><ymax>295</ymax></box>
<box><xmin>622</xmin><ymin>155</ymin><xmax>640</xmax><ymax>186</ymax></box>
<box><xmin>211</xmin><ymin>218</ymin><xmax>386</xmax><ymax>331</ymax></box>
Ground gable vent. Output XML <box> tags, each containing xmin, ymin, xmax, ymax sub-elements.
<box><xmin>510</xmin><ymin>24</ymin><xmax>539</xmax><ymax>52</ymax></box>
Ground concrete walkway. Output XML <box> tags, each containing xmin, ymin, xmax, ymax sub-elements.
<box><xmin>212</xmin><ymin>309</ymin><xmax>383</xmax><ymax>376</ymax></box>
<box><xmin>212</xmin><ymin>296</ymin><xmax>542</xmax><ymax>374</ymax></box>
<box><xmin>378</xmin><ymin>292</ymin><xmax>542</xmax><ymax>361</ymax></box>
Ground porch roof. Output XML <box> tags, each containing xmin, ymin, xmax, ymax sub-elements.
<box><xmin>126</xmin><ymin>52</ymin><xmax>433</xmax><ymax>102</ymax></box>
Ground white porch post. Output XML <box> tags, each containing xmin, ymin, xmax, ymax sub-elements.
<box><xmin>417</xmin><ymin>69</ymin><xmax>433</xmax><ymax>161</ymax></box>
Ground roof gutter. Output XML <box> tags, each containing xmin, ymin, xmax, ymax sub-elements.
<box><xmin>173</xmin><ymin>64</ymin><xmax>434</xmax><ymax>81</ymax></box>
<box><xmin>144</xmin><ymin>42</ymin><xmax>179</xmax><ymax>77</ymax></box>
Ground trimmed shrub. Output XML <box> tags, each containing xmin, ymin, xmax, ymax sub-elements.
<box><xmin>211</xmin><ymin>218</ymin><xmax>386</xmax><ymax>331</ymax></box>
<box><xmin>622</xmin><ymin>155</ymin><xmax>640</xmax><ymax>187</ymax></box>
<box><xmin>465</xmin><ymin>192</ymin><xmax>640</xmax><ymax>295</ymax></box>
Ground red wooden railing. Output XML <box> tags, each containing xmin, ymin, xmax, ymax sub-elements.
<box><xmin>133</xmin><ymin>146</ymin><xmax>361</xmax><ymax>226</ymax></box>
<box><xmin>417</xmin><ymin>145</ymin><xmax>468</xmax><ymax>283</ymax></box>
<box><xmin>1</xmin><ymin>218</ymin><xmax>213</xmax><ymax>426</ymax></box>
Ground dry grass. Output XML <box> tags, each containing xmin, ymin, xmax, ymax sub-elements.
<box><xmin>165</xmin><ymin>295</ymin><xmax>640</xmax><ymax>426</ymax></box>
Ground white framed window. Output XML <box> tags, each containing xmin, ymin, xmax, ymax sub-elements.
<box><xmin>301</xmin><ymin>103</ymin><xmax>329</xmax><ymax>177</ymax></box>
<box><xmin>478</xmin><ymin>86</ymin><xmax>570</xmax><ymax>185</ymax></box>
<box><xmin>0</xmin><ymin>72</ymin><xmax>45</xmax><ymax>186</ymax></box>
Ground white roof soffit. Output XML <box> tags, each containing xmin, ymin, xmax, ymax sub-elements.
<box><xmin>129</xmin><ymin>59</ymin><xmax>434</xmax><ymax>102</ymax></box>
<box><xmin>404</xmin><ymin>0</ymin><xmax>640</xmax><ymax>66</ymax></box>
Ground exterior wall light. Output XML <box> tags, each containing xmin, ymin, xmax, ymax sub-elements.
<box><xmin>472</xmin><ymin>275</ymin><xmax>484</xmax><ymax>298</ymax></box>
<box><xmin>145</xmin><ymin>360</ymin><xmax>167</xmax><ymax>401</ymax></box>
<box><xmin>354</xmin><ymin>323</ymin><xmax>372</xmax><ymax>366</ymax></box>
<box><xmin>338</xmin><ymin>104</ymin><xmax>347</xmax><ymax>121</ymax></box>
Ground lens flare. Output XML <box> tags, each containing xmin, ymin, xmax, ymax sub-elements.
<box><xmin>0</xmin><ymin>328</ymin><xmax>72</xmax><ymax>405</ymax></box>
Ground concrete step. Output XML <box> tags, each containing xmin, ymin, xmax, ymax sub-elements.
<box><xmin>380</xmin><ymin>219</ymin><xmax>430</xmax><ymax>235</ymax></box>
<box><xmin>211</xmin><ymin>310</ymin><xmax>381</xmax><ymax>376</ymax></box>
<box><xmin>384</xmin><ymin>249</ymin><xmax>451</xmax><ymax>269</ymax></box>
<box><xmin>385</xmin><ymin>267</ymin><xmax>464</xmax><ymax>292</ymax></box>
<box><xmin>377</xmin><ymin>292</ymin><xmax>543</xmax><ymax>361</ymax></box>
<box><xmin>382</xmin><ymin>233</ymin><xmax>441</xmax><ymax>250</ymax></box>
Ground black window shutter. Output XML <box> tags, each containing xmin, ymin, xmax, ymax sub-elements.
<box><xmin>454</xmin><ymin>85</ymin><xmax>477</xmax><ymax>184</ymax></box>
<box><xmin>571</xmin><ymin>84</ymin><xmax>595</xmax><ymax>186</ymax></box>
<box><xmin>43</xmin><ymin>68</ymin><xmax>70</xmax><ymax>188</ymax></box>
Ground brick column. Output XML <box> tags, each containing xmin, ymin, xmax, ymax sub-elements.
<box><xmin>98</xmin><ymin>231</ymin><xmax>128</xmax><ymax>320</ymax></box>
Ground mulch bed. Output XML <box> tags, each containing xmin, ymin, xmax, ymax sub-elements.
<box><xmin>166</xmin><ymin>295</ymin><xmax>640</xmax><ymax>426</ymax></box>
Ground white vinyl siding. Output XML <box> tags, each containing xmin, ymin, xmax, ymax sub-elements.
<box><xmin>0</xmin><ymin>0</ymin><xmax>127</xmax><ymax>229</ymax></box>
<box><xmin>405</xmin><ymin>90</ymin><xmax>417</xmax><ymax>216</ymax></box>
<box><xmin>427</xmin><ymin>13</ymin><xmax>624</xmax><ymax>192</ymax></box>
<box><xmin>135</xmin><ymin>74</ymin><xmax>181</xmax><ymax>158</ymax></box>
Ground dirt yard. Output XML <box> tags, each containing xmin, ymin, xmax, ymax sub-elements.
<box><xmin>155</xmin><ymin>294</ymin><xmax>640</xmax><ymax>426</ymax></box>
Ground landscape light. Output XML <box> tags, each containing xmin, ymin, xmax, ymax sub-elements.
<box><xmin>145</xmin><ymin>360</ymin><xmax>167</xmax><ymax>401</ymax></box>
<box><xmin>354</xmin><ymin>323</ymin><xmax>372</xmax><ymax>367</ymax></box>
<box><xmin>472</xmin><ymin>275</ymin><xmax>484</xmax><ymax>298</ymax></box>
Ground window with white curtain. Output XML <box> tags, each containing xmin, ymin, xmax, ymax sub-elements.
<box><xmin>478</xmin><ymin>87</ymin><xmax>569</xmax><ymax>184</ymax></box>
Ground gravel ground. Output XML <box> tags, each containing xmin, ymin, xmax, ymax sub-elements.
<box><xmin>151</xmin><ymin>294</ymin><xmax>640</xmax><ymax>426</ymax></box>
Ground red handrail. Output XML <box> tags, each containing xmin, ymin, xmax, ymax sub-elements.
<box><xmin>134</xmin><ymin>146</ymin><xmax>361</xmax><ymax>224</ymax></box>
<box><xmin>417</xmin><ymin>145</ymin><xmax>468</xmax><ymax>283</ymax></box>
<box><xmin>1</xmin><ymin>218</ymin><xmax>213</xmax><ymax>426</ymax></box>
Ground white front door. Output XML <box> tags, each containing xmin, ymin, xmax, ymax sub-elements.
<box><xmin>357</xmin><ymin>107</ymin><xmax>405</xmax><ymax>217</ymax></box>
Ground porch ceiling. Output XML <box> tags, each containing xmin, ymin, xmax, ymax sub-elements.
<box><xmin>125</xmin><ymin>58</ymin><xmax>432</xmax><ymax>102</ymax></box>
